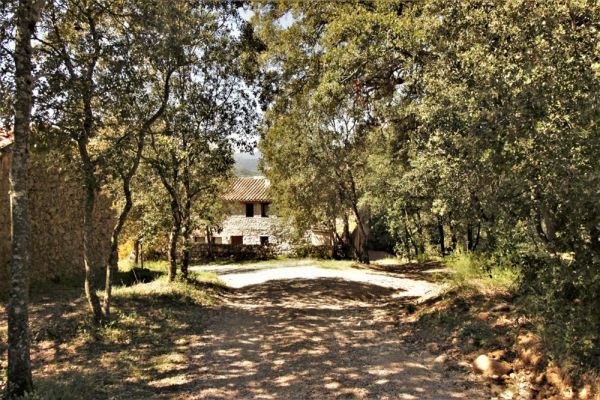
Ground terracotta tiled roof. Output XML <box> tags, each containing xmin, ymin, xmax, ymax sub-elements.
<box><xmin>223</xmin><ymin>177</ymin><xmax>270</xmax><ymax>203</ymax></box>
<box><xmin>0</xmin><ymin>129</ymin><xmax>13</xmax><ymax>150</ymax></box>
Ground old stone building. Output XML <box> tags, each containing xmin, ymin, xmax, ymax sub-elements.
<box><xmin>1</xmin><ymin>131</ymin><xmax>114</xmax><ymax>290</ymax></box>
<box><xmin>194</xmin><ymin>177</ymin><xmax>284</xmax><ymax>245</ymax></box>
<box><xmin>192</xmin><ymin>176</ymin><xmax>333</xmax><ymax>249</ymax></box>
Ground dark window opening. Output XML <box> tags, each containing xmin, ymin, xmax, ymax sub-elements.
<box><xmin>245</xmin><ymin>203</ymin><xmax>254</xmax><ymax>217</ymax></box>
<box><xmin>231</xmin><ymin>236</ymin><xmax>243</xmax><ymax>245</ymax></box>
<box><xmin>261</xmin><ymin>203</ymin><xmax>269</xmax><ymax>218</ymax></box>
<box><xmin>260</xmin><ymin>236</ymin><xmax>269</xmax><ymax>246</ymax></box>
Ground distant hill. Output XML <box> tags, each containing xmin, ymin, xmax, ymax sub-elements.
<box><xmin>234</xmin><ymin>152</ymin><xmax>261</xmax><ymax>176</ymax></box>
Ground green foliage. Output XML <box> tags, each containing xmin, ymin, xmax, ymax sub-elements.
<box><xmin>253</xmin><ymin>0</ymin><xmax>600</xmax><ymax>375</ymax></box>
<box><xmin>445</xmin><ymin>253</ymin><xmax>521</xmax><ymax>293</ymax></box>
<box><xmin>519</xmin><ymin>253</ymin><xmax>600</xmax><ymax>372</ymax></box>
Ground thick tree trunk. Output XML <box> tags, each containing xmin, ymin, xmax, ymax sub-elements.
<box><xmin>351</xmin><ymin>204</ymin><xmax>370</xmax><ymax>264</ymax></box>
<box><xmin>82</xmin><ymin>182</ymin><xmax>104</xmax><ymax>322</ymax></box>
<box><xmin>6</xmin><ymin>0</ymin><xmax>42</xmax><ymax>396</ymax></box>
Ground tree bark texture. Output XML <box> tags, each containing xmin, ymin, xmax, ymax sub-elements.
<box><xmin>7</xmin><ymin>0</ymin><xmax>44</xmax><ymax>396</ymax></box>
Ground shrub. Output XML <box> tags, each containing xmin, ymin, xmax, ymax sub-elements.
<box><xmin>518</xmin><ymin>252</ymin><xmax>600</xmax><ymax>374</ymax></box>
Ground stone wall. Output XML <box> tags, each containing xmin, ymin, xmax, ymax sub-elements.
<box><xmin>1</xmin><ymin>149</ymin><xmax>114</xmax><ymax>291</ymax></box>
<box><xmin>189</xmin><ymin>243</ymin><xmax>277</xmax><ymax>262</ymax></box>
<box><xmin>218</xmin><ymin>201</ymin><xmax>287</xmax><ymax>245</ymax></box>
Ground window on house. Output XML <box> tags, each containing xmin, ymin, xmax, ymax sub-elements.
<box><xmin>194</xmin><ymin>236</ymin><xmax>206</xmax><ymax>243</ymax></box>
<box><xmin>231</xmin><ymin>236</ymin><xmax>243</xmax><ymax>245</ymax></box>
<box><xmin>211</xmin><ymin>237</ymin><xmax>222</xmax><ymax>244</ymax></box>
<box><xmin>261</xmin><ymin>203</ymin><xmax>269</xmax><ymax>218</ymax></box>
<box><xmin>245</xmin><ymin>203</ymin><xmax>254</xmax><ymax>217</ymax></box>
<box><xmin>260</xmin><ymin>236</ymin><xmax>269</xmax><ymax>246</ymax></box>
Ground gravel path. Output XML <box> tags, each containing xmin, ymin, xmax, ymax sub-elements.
<box><xmin>197</xmin><ymin>265</ymin><xmax>442</xmax><ymax>300</ymax></box>
<box><xmin>175</xmin><ymin>264</ymin><xmax>487</xmax><ymax>399</ymax></box>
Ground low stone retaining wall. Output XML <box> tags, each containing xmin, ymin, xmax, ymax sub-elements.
<box><xmin>189</xmin><ymin>243</ymin><xmax>278</xmax><ymax>262</ymax></box>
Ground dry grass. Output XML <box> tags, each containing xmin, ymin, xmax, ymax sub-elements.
<box><xmin>0</xmin><ymin>264</ymin><xmax>224</xmax><ymax>399</ymax></box>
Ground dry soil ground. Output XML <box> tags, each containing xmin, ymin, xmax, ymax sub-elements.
<box><xmin>1</xmin><ymin>261</ymin><xmax>491</xmax><ymax>399</ymax></box>
<box><xmin>181</xmin><ymin>262</ymin><xmax>488</xmax><ymax>399</ymax></box>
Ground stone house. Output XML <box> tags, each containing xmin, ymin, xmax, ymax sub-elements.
<box><xmin>194</xmin><ymin>176</ymin><xmax>283</xmax><ymax>246</ymax></box>
<box><xmin>192</xmin><ymin>176</ymin><xmax>333</xmax><ymax>249</ymax></box>
<box><xmin>0</xmin><ymin>130</ymin><xmax>114</xmax><ymax>290</ymax></box>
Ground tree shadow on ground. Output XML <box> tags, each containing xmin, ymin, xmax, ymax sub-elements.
<box><xmin>367</xmin><ymin>261</ymin><xmax>451</xmax><ymax>283</ymax></box>
<box><xmin>1</xmin><ymin>274</ymin><xmax>487</xmax><ymax>399</ymax></box>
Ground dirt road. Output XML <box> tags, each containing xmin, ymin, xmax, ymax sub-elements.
<box><xmin>178</xmin><ymin>264</ymin><xmax>487</xmax><ymax>399</ymax></box>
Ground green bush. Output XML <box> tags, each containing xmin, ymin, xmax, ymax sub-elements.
<box><xmin>518</xmin><ymin>252</ymin><xmax>600</xmax><ymax>374</ymax></box>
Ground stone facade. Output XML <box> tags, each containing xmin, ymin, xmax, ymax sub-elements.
<box><xmin>1</xmin><ymin>147</ymin><xmax>114</xmax><ymax>291</ymax></box>
<box><xmin>216</xmin><ymin>201</ymin><xmax>284</xmax><ymax>245</ymax></box>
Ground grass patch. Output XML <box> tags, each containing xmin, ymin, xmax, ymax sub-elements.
<box><xmin>111</xmin><ymin>271</ymin><xmax>225</xmax><ymax>306</ymax></box>
<box><xmin>443</xmin><ymin>253</ymin><xmax>520</xmax><ymax>294</ymax></box>
<box><xmin>1</xmin><ymin>260</ymin><xmax>227</xmax><ymax>400</ymax></box>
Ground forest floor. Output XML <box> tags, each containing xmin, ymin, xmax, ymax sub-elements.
<box><xmin>2</xmin><ymin>258</ymin><xmax>585</xmax><ymax>399</ymax></box>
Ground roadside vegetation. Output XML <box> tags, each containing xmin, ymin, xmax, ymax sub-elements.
<box><xmin>401</xmin><ymin>253</ymin><xmax>599</xmax><ymax>399</ymax></box>
<box><xmin>0</xmin><ymin>261</ymin><xmax>225</xmax><ymax>399</ymax></box>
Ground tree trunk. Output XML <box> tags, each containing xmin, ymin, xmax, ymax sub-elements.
<box><xmin>181</xmin><ymin>216</ymin><xmax>191</xmax><ymax>280</ymax></box>
<box><xmin>7</xmin><ymin>0</ymin><xmax>43</xmax><ymax>395</ymax></box>
<box><xmin>341</xmin><ymin>214</ymin><xmax>351</xmax><ymax>258</ymax></box>
<box><xmin>168</xmin><ymin>200</ymin><xmax>181</xmax><ymax>281</ymax></box>
<box><xmin>181</xmin><ymin>232</ymin><xmax>190</xmax><ymax>279</ymax></box>
<box><xmin>415</xmin><ymin>210</ymin><xmax>425</xmax><ymax>255</ymax></box>
<box><xmin>134</xmin><ymin>239</ymin><xmax>140</xmax><ymax>265</ymax></box>
<box><xmin>473</xmin><ymin>222</ymin><xmax>481</xmax><ymax>251</ymax></box>
<box><xmin>82</xmin><ymin>182</ymin><xmax>104</xmax><ymax>322</ymax></box>
<box><xmin>351</xmin><ymin>204</ymin><xmax>370</xmax><ymax>264</ymax></box>
<box><xmin>467</xmin><ymin>224</ymin><xmax>474</xmax><ymax>251</ymax></box>
<box><xmin>404</xmin><ymin>225</ymin><xmax>412</xmax><ymax>261</ymax></box>
<box><xmin>206</xmin><ymin>226</ymin><xmax>213</xmax><ymax>259</ymax></box>
<box><xmin>591</xmin><ymin>226</ymin><xmax>600</xmax><ymax>252</ymax></box>
<box><xmin>437</xmin><ymin>217</ymin><xmax>446</xmax><ymax>256</ymax></box>
<box><xmin>103</xmin><ymin>181</ymin><xmax>133</xmax><ymax>318</ymax></box>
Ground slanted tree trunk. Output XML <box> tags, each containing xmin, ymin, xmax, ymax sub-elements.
<box><xmin>102</xmin><ymin>68</ymin><xmax>173</xmax><ymax>317</ymax></box>
<box><xmin>103</xmin><ymin>176</ymin><xmax>133</xmax><ymax>318</ymax></box>
<box><xmin>7</xmin><ymin>0</ymin><xmax>43</xmax><ymax>396</ymax></box>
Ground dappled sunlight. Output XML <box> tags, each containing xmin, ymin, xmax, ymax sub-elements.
<box><xmin>1</xmin><ymin>266</ymin><xmax>488</xmax><ymax>399</ymax></box>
